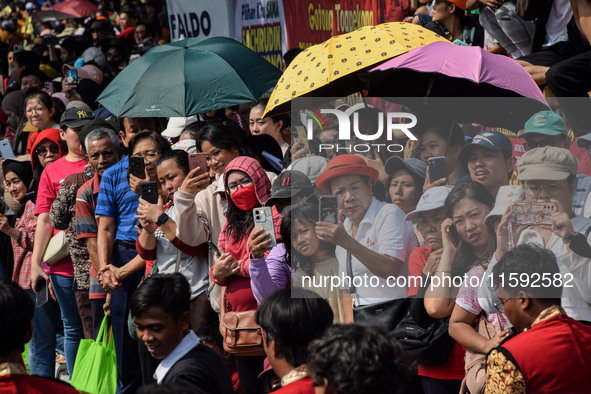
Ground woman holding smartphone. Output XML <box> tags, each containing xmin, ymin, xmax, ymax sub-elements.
<box><xmin>424</xmin><ymin>182</ymin><xmax>509</xmax><ymax>393</ymax></box>
<box><xmin>209</xmin><ymin>156</ymin><xmax>280</xmax><ymax>394</ymax></box>
<box><xmin>0</xmin><ymin>158</ymin><xmax>63</xmax><ymax>378</ymax></box>
<box><xmin>135</xmin><ymin>150</ymin><xmax>215</xmax><ymax>330</ymax></box>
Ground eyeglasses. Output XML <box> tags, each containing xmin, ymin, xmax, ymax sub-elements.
<box><xmin>524</xmin><ymin>182</ymin><xmax>566</xmax><ymax>198</ymax></box>
<box><xmin>26</xmin><ymin>107</ymin><xmax>48</xmax><ymax>115</ymax></box>
<box><xmin>105</xmin><ymin>51</ymin><xmax>120</xmax><ymax>58</ymax></box>
<box><xmin>35</xmin><ymin>145</ymin><xmax>60</xmax><ymax>157</ymax></box>
<box><xmin>493</xmin><ymin>296</ymin><xmax>516</xmax><ymax>313</ymax></box>
<box><xmin>227</xmin><ymin>178</ymin><xmax>254</xmax><ymax>194</ymax></box>
<box><xmin>135</xmin><ymin>151</ymin><xmax>161</xmax><ymax>161</ymax></box>
<box><xmin>523</xmin><ymin>138</ymin><xmax>565</xmax><ymax>152</ymax></box>
<box><xmin>205</xmin><ymin>148</ymin><xmax>225</xmax><ymax>161</ymax></box>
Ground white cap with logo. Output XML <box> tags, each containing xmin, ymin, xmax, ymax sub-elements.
<box><xmin>405</xmin><ymin>186</ymin><xmax>452</xmax><ymax>222</ymax></box>
<box><xmin>484</xmin><ymin>185</ymin><xmax>525</xmax><ymax>225</ymax></box>
<box><xmin>162</xmin><ymin>116</ymin><xmax>198</xmax><ymax>138</ymax></box>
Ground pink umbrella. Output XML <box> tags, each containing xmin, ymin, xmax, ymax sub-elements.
<box><xmin>51</xmin><ymin>0</ymin><xmax>98</xmax><ymax>18</ymax></box>
<box><xmin>365</xmin><ymin>41</ymin><xmax>548</xmax><ymax>132</ymax></box>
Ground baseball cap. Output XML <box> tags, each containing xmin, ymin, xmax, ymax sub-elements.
<box><xmin>266</xmin><ymin>170</ymin><xmax>313</xmax><ymax>207</ymax></box>
<box><xmin>83</xmin><ymin>47</ymin><xmax>106</xmax><ymax>70</ymax></box>
<box><xmin>287</xmin><ymin>156</ymin><xmax>329</xmax><ymax>185</ymax></box>
<box><xmin>405</xmin><ymin>186</ymin><xmax>452</xmax><ymax>222</ymax></box>
<box><xmin>460</xmin><ymin>131</ymin><xmax>512</xmax><ymax>167</ymax></box>
<box><xmin>517</xmin><ymin>146</ymin><xmax>578</xmax><ymax>181</ymax></box>
<box><xmin>66</xmin><ymin>100</ymin><xmax>92</xmax><ymax>112</ymax></box>
<box><xmin>162</xmin><ymin>116</ymin><xmax>198</xmax><ymax>138</ymax></box>
<box><xmin>521</xmin><ymin>111</ymin><xmax>567</xmax><ymax>137</ymax></box>
<box><xmin>60</xmin><ymin>107</ymin><xmax>95</xmax><ymax>129</ymax></box>
<box><xmin>484</xmin><ymin>185</ymin><xmax>525</xmax><ymax>225</ymax></box>
<box><xmin>576</xmin><ymin>133</ymin><xmax>591</xmax><ymax>149</ymax></box>
<box><xmin>385</xmin><ymin>156</ymin><xmax>427</xmax><ymax>180</ymax></box>
<box><xmin>79</xmin><ymin>118</ymin><xmax>118</xmax><ymax>151</ymax></box>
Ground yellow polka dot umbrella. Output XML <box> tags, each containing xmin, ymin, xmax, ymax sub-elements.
<box><xmin>263</xmin><ymin>22</ymin><xmax>448</xmax><ymax>117</ymax></box>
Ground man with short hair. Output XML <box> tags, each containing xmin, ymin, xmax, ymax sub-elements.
<box><xmin>11</xmin><ymin>50</ymin><xmax>41</xmax><ymax>87</ymax></box>
<box><xmin>75</xmin><ymin>120</ymin><xmax>122</xmax><ymax>338</ymax></box>
<box><xmin>255</xmin><ymin>288</ymin><xmax>333</xmax><ymax>393</ymax></box>
<box><xmin>485</xmin><ymin>244</ymin><xmax>591</xmax><ymax>393</ymax></box>
<box><xmin>116</xmin><ymin>10</ymin><xmax>137</xmax><ymax>46</ymax></box>
<box><xmin>0</xmin><ymin>280</ymin><xmax>80</xmax><ymax>393</ymax></box>
<box><xmin>520</xmin><ymin>110</ymin><xmax>591</xmax><ymax>217</ymax></box>
<box><xmin>91</xmin><ymin>19</ymin><xmax>113</xmax><ymax>45</ymax></box>
<box><xmin>119</xmin><ymin>117</ymin><xmax>161</xmax><ymax>153</ymax></box>
<box><xmin>130</xmin><ymin>273</ymin><xmax>234</xmax><ymax>393</ymax></box>
<box><xmin>19</xmin><ymin>67</ymin><xmax>45</xmax><ymax>90</ymax></box>
<box><xmin>460</xmin><ymin>130</ymin><xmax>516</xmax><ymax>199</ymax></box>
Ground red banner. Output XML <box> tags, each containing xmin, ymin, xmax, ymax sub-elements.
<box><xmin>282</xmin><ymin>0</ymin><xmax>413</xmax><ymax>51</ymax></box>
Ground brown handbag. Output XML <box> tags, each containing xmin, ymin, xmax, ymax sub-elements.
<box><xmin>219</xmin><ymin>287</ymin><xmax>266</xmax><ymax>357</ymax></box>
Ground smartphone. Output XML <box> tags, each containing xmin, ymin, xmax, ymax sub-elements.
<box><xmin>66</xmin><ymin>69</ymin><xmax>78</xmax><ymax>85</ymax></box>
<box><xmin>130</xmin><ymin>156</ymin><xmax>146</xmax><ymax>179</ymax></box>
<box><xmin>140</xmin><ymin>181</ymin><xmax>159</xmax><ymax>204</ymax></box>
<box><xmin>36</xmin><ymin>278</ymin><xmax>49</xmax><ymax>307</ymax></box>
<box><xmin>0</xmin><ymin>139</ymin><xmax>14</xmax><ymax>159</ymax></box>
<box><xmin>207</xmin><ymin>240</ymin><xmax>221</xmax><ymax>257</ymax></box>
<box><xmin>253</xmin><ymin>207</ymin><xmax>277</xmax><ymax>248</ymax></box>
<box><xmin>449</xmin><ymin>224</ymin><xmax>460</xmax><ymax>247</ymax></box>
<box><xmin>188</xmin><ymin>152</ymin><xmax>207</xmax><ymax>175</ymax></box>
<box><xmin>510</xmin><ymin>202</ymin><xmax>557</xmax><ymax>225</ymax></box>
<box><xmin>292</xmin><ymin>126</ymin><xmax>310</xmax><ymax>157</ymax></box>
<box><xmin>428</xmin><ymin>156</ymin><xmax>448</xmax><ymax>184</ymax></box>
<box><xmin>319</xmin><ymin>195</ymin><xmax>339</xmax><ymax>224</ymax></box>
<box><xmin>44</xmin><ymin>81</ymin><xmax>54</xmax><ymax>94</ymax></box>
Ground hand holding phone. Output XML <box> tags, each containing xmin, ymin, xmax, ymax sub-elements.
<box><xmin>427</xmin><ymin>157</ymin><xmax>448</xmax><ymax>185</ymax></box>
<box><xmin>207</xmin><ymin>240</ymin><xmax>221</xmax><ymax>257</ymax></box>
<box><xmin>130</xmin><ymin>156</ymin><xmax>146</xmax><ymax>179</ymax></box>
<box><xmin>253</xmin><ymin>207</ymin><xmax>277</xmax><ymax>249</ymax></box>
<box><xmin>36</xmin><ymin>278</ymin><xmax>49</xmax><ymax>307</ymax></box>
<box><xmin>510</xmin><ymin>202</ymin><xmax>557</xmax><ymax>225</ymax></box>
<box><xmin>189</xmin><ymin>153</ymin><xmax>207</xmax><ymax>175</ymax></box>
<box><xmin>140</xmin><ymin>181</ymin><xmax>159</xmax><ymax>204</ymax></box>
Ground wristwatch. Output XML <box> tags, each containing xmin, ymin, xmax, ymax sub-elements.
<box><xmin>156</xmin><ymin>213</ymin><xmax>169</xmax><ymax>227</ymax></box>
<box><xmin>563</xmin><ymin>233</ymin><xmax>582</xmax><ymax>245</ymax></box>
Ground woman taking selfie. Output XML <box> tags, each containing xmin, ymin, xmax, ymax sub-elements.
<box><xmin>403</xmin><ymin>186</ymin><xmax>466</xmax><ymax>394</ymax></box>
<box><xmin>314</xmin><ymin>155</ymin><xmax>418</xmax><ymax>326</ymax></box>
<box><xmin>210</xmin><ymin>156</ymin><xmax>280</xmax><ymax>394</ymax></box>
<box><xmin>135</xmin><ymin>150</ymin><xmax>215</xmax><ymax>329</ymax></box>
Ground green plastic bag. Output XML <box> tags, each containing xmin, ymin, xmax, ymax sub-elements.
<box><xmin>70</xmin><ymin>316</ymin><xmax>117</xmax><ymax>394</ymax></box>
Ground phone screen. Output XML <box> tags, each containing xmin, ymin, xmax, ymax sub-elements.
<box><xmin>36</xmin><ymin>278</ymin><xmax>48</xmax><ymax>307</ymax></box>
<box><xmin>319</xmin><ymin>195</ymin><xmax>339</xmax><ymax>224</ymax></box>
<box><xmin>66</xmin><ymin>69</ymin><xmax>78</xmax><ymax>84</ymax></box>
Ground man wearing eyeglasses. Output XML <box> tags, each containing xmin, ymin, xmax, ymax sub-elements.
<box><xmin>478</xmin><ymin>146</ymin><xmax>591</xmax><ymax>325</ymax></box>
<box><xmin>519</xmin><ymin>111</ymin><xmax>591</xmax><ymax>217</ymax></box>
<box><xmin>485</xmin><ymin>243</ymin><xmax>591</xmax><ymax>394</ymax></box>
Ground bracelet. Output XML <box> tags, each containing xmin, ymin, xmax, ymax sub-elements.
<box><xmin>436</xmin><ymin>269</ymin><xmax>451</xmax><ymax>274</ymax></box>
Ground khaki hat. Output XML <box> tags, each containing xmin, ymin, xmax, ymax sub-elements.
<box><xmin>517</xmin><ymin>147</ymin><xmax>578</xmax><ymax>181</ymax></box>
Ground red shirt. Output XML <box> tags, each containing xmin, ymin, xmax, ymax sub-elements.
<box><xmin>116</xmin><ymin>26</ymin><xmax>136</xmax><ymax>46</ymax></box>
<box><xmin>0</xmin><ymin>362</ymin><xmax>80</xmax><ymax>393</ymax></box>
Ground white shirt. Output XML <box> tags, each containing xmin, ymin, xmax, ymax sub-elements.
<box><xmin>478</xmin><ymin>216</ymin><xmax>591</xmax><ymax>322</ymax></box>
<box><xmin>336</xmin><ymin>197</ymin><xmax>418</xmax><ymax>305</ymax></box>
<box><xmin>543</xmin><ymin>0</ymin><xmax>572</xmax><ymax>47</ymax></box>
<box><xmin>154</xmin><ymin>330</ymin><xmax>200</xmax><ymax>384</ymax></box>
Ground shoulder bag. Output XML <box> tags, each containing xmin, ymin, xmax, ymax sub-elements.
<box><xmin>219</xmin><ymin>286</ymin><xmax>265</xmax><ymax>356</ymax></box>
<box><xmin>346</xmin><ymin>252</ymin><xmax>408</xmax><ymax>331</ymax></box>
<box><xmin>43</xmin><ymin>231</ymin><xmax>70</xmax><ymax>265</ymax></box>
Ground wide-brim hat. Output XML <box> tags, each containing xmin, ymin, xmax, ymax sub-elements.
<box><xmin>315</xmin><ymin>154</ymin><xmax>379</xmax><ymax>193</ymax></box>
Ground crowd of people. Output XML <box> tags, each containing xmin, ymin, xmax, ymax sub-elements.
<box><xmin>0</xmin><ymin>1</ymin><xmax>589</xmax><ymax>394</ymax></box>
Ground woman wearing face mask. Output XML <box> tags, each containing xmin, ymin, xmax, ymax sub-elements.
<box><xmin>135</xmin><ymin>150</ymin><xmax>216</xmax><ymax>330</ymax></box>
<box><xmin>282</xmin><ymin>202</ymin><xmax>344</xmax><ymax>323</ymax></box>
<box><xmin>0</xmin><ymin>158</ymin><xmax>63</xmax><ymax>378</ymax></box>
<box><xmin>417</xmin><ymin>123</ymin><xmax>470</xmax><ymax>190</ymax></box>
<box><xmin>210</xmin><ymin>156</ymin><xmax>281</xmax><ymax>394</ymax></box>
<box><xmin>424</xmin><ymin>182</ymin><xmax>510</xmax><ymax>394</ymax></box>
<box><xmin>249</xmin><ymin>99</ymin><xmax>291</xmax><ymax>156</ymax></box>
<box><xmin>174</xmin><ymin>121</ymin><xmax>241</xmax><ymax>313</ymax></box>
<box><xmin>403</xmin><ymin>187</ymin><xmax>467</xmax><ymax>394</ymax></box>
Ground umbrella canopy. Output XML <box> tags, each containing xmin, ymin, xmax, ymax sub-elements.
<box><xmin>366</xmin><ymin>41</ymin><xmax>548</xmax><ymax>131</ymax></box>
<box><xmin>263</xmin><ymin>22</ymin><xmax>448</xmax><ymax>117</ymax></box>
<box><xmin>97</xmin><ymin>37</ymin><xmax>283</xmax><ymax>118</ymax></box>
<box><xmin>50</xmin><ymin>0</ymin><xmax>98</xmax><ymax>18</ymax></box>
<box><xmin>32</xmin><ymin>10</ymin><xmax>80</xmax><ymax>23</ymax></box>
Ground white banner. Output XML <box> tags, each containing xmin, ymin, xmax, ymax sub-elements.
<box><xmin>234</xmin><ymin>0</ymin><xmax>287</xmax><ymax>69</ymax></box>
<box><xmin>166</xmin><ymin>0</ymin><xmax>233</xmax><ymax>42</ymax></box>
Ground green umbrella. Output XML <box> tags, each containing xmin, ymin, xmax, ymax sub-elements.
<box><xmin>97</xmin><ymin>37</ymin><xmax>282</xmax><ymax>118</ymax></box>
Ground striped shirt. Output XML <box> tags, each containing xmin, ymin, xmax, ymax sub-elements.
<box><xmin>76</xmin><ymin>173</ymin><xmax>106</xmax><ymax>299</ymax></box>
<box><xmin>95</xmin><ymin>156</ymin><xmax>140</xmax><ymax>242</ymax></box>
